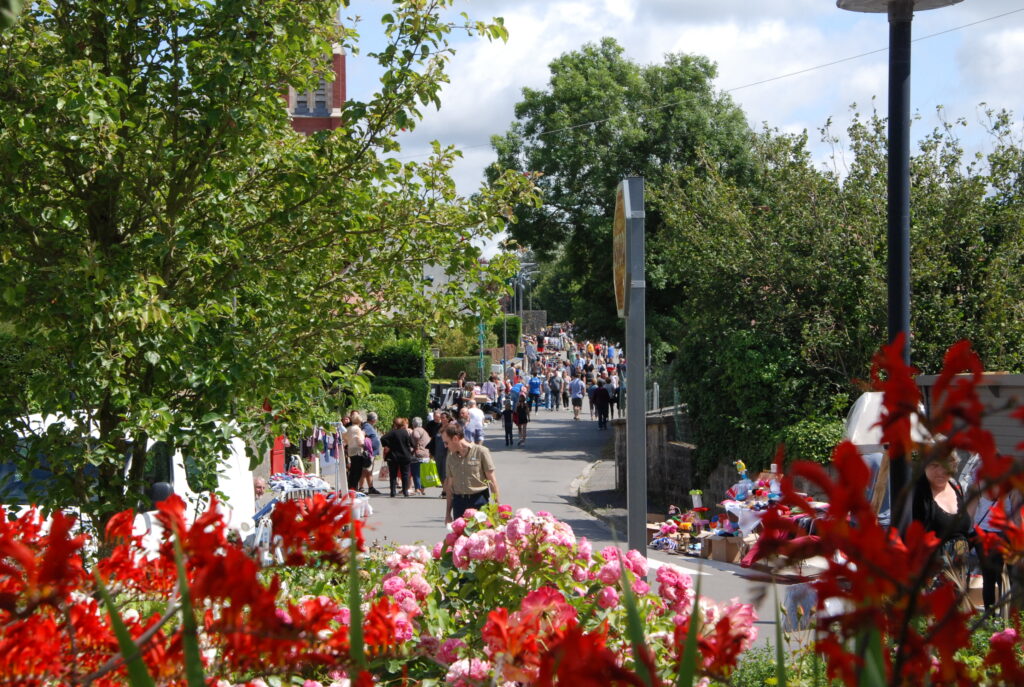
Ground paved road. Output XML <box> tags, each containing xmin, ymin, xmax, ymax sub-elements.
<box><xmin>358</xmin><ymin>405</ymin><xmax>783</xmax><ymax>640</ymax></box>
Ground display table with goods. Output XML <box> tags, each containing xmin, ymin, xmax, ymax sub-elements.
<box><xmin>249</xmin><ymin>468</ymin><xmax>372</xmax><ymax>564</ymax></box>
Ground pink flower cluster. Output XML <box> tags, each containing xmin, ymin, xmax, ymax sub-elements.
<box><xmin>434</xmin><ymin>508</ymin><xmax>578</xmax><ymax>575</ymax></box>
<box><xmin>445</xmin><ymin>657</ymin><xmax>492</xmax><ymax>687</ymax></box>
<box><xmin>376</xmin><ymin>544</ymin><xmax>432</xmax><ymax>642</ymax></box>
<box><xmin>656</xmin><ymin>565</ymin><xmax>695</xmax><ymax>616</ymax></box>
<box><xmin>595</xmin><ymin>547</ymin><xmax>649</xmax><ymax>595</ymax></box>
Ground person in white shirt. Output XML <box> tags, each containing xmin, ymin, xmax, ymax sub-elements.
<box><xmin>464</xmin><ymin>399</ymin><xmax>486</xmax><ymax>444</ymax></box>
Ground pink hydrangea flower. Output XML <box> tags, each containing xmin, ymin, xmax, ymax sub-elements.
<box><xmin>601</xmin><ymin>545</ymin><xmax>621</xmax><ymax>561</ymax></box>
<box><xmin>571</xmin><ymin>564</ymin><xmax>589</xmax><ymax>583</ymax></box>
<box><xmin>446</xmin><ymin>658</ymin><xmax>491</xmax><ymax>687</ymax></box>
<box><xmin>432</xmin><ymin>541</ymin><xmax>445</xmax><ymax>559</ymax></box>
<box><xmin>468</xmin><ymin>530</ymin><xmax>497</xmax><ymax>561</ymax></box>
<box><xmin>451</xmin><ymin>536</ymin><xmax>471</xmax><ymax>569</ymax></box>
<box><xmin>450</xmin><ymin>517</ymin><xmax>468</xmax><ymax>536</ymax></box>
<box><xmin>407</xmin><ymin>573</ymin><xmax>431</xmax><ymax>599</ymax></box>
<box><xmin>382</xmin><ymin>576</ymin><xmax>406</xmax><ymax>596</ymax></box>
<box><xmin>497</xmin><ymin>504</ymin><xmax>513</xmax><ymax>518</ymax></box>
<box><xmin>505</xmin><ymin>516</ymin><xmax>531</xmax><ymax>541</ymax></box>
<box><xmin>598</xmin><ymin>586</ymin><xmax>620</xmax><ymax>609</ymax></box>
<box><xmin>632</xmin><ymin>580</ymin><xmax>650</xmax><ymax>596</ymax></box>
<box><xmin>596</xmin><ymin>560</ymin><xmax>622</xmax><ymax>585</ymax></box>
<box><xmin>394</xmin><ymin>613</ymin><xmax>415</xmax><ymax>642</ymax></box>
<box><xmin>439</xmin><ymin>637</ymin><xmax>467</xmax><ymax>664</ymax></box>
<box><xmin>462</xmin><ymin>508</ymin><xmax>478</xmax><ymax>520</ymax></box>
<box><xmin>536</xmin><ymin>510</ymin><xmax>552</xmax><ymax>518</ymax></box>
<box><xmin>576</xmin><ymin>537</ymin><xmax>593</xmax><ymax>561</ymax></box>
<box><xmin>624</xmin><ymin>549</ymin><xmax>648</xmax><ymax>578</ymax></box>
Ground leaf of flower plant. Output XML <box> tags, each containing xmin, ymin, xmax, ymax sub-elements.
<box><xmin>172</xmin><ymin>536</ymin><xmax>206</xmax><ymax>687</ymax></box>
<box><xmin>858</xmin><ymin>627</ymin><xmax>886</xmax><ymax>687</ymax></box>
<box><xmin>94</xmin><ymin>572</ymin><xmax>157</xmax><ymax>687</ymax></box>
<box><xmin>675</xmin><ymin>569</ymin><xmax>702</xmax><ymax>687</ymax></box>
<box><xmin>774</xmin><ymin>582</ymin><xmax>787</xmax><ymax>687</ymax></box>
<box><xmin>619</xmin><ymin>560</ymin><xmax>655</xmax><ymax>687</ymax></box>
<box><xmin>349</xmin><ymin>529</ymin><xmax>366</xmax><ymax>670</ymax></box>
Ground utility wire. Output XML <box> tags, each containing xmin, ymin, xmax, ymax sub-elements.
<box><xmin>393</xmin><ymin>6</ymin><xmax>1024</xmax><ymax>160</ymax></box>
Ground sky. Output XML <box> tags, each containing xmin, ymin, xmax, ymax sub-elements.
<box><xmin>341</xmin><ymin>0</ymin><xmax>1024</xmax><ymax>199</ymax></box>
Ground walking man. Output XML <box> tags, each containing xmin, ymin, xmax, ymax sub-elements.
<box><xmin>569</xmin><ymin>375</ymin><xmax>585</xmax><ymax>421</ymax></box>
<box><xmin>442</xmin><ymin>423</ymin><xmax>501</xmax><ymax>523</ymax></box>
<box><xmin>593</xmin><ymin>379</ymin><xmax>612</xmax><ymax>430</ymax></box>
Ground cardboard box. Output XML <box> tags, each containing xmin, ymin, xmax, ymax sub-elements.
<box><xmin>710</xmin><ymin>536</ymin><xmax>743</xmax><ymax>563</ymax></box>
<box><xmin>709</xmin><ymin>534</ymin><xmax>759</xmax><ymax>564</ymax></box>
<box><xmin>695</xmin><ymin>531</ymin><xmax>715</xmax><ymax>559</ymax></box>
<box><xmin>646</xmin><ymin>523</ymin><xmax>661</xmax><ymax>545</ymax></box>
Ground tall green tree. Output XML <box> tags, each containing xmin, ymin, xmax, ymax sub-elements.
<box><xmin>656</xmin><ymin>109</ymin><xmax>1024</xmax><ymax>473</ymax></box>
<box><xmin>0</xmin><ymin>0</ymin><xmax>533</xmax><ymax>528</ymax></box>
<box><xmin>488</xmin><ymin>37</ymin><xmax>754</xmax><ymax>339</ymax></box>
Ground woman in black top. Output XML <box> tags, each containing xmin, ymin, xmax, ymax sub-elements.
<box><xmin>513</xmin><ymin>395</ymin><xmax>530</xmax><ymax>447</ymax></box>
<box><xmin>912</xmin><ymin>455</ymin><xmax>973</xmax><ymax>602</ymax></box>
<box><xmin>381</xmin><ymin>417</ymin><xmax>415</xmax><ymax>497</ymax></box>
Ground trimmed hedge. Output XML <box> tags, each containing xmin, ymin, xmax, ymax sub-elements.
<box><xmin>361</xmin><ymin>339</ymin><xmax>432</xmax><ymax>378</ymax></box>
<box><xmin>434</xmin><ymin>357</ymin><xmax>486</xmax><ymax>383</ymax></box>
<box><xmin>373</xmin><ymin>376</ymin><xmax>430</xmax><ymax>420</ymax></box>
<box><xmin>373</xmin><ymin>385</ymin><xmax>413</xmax><ymax>423</ymax></box>
<box><xmin>491</xmin><ymin>315</ymin><xmax>521</xmax><ymax>349</ymax></box>
<box><xmin>353</xmin><ymin>393</ymin><xmax>397</xmax><ymax>433</ymax></box>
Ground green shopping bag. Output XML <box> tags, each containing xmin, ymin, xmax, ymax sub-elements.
<box><xmin>420</xmin><ymin>459</ymin><xmax>442</xmax><ymax>488</ymax></box>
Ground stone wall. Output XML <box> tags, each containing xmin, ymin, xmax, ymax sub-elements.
<box><xmin>612</xmin><ymin>409</ymin><xmax>831</xmax><ymax>512</ymax></box>
<box><xmin>611</xmin><ymin>411</ymin><xmax>696</xmax><ymax>513</ymax></box>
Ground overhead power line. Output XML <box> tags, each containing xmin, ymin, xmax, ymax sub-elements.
<box><xmin>394</xmin><ymin>6</ymin><xmax>1024</xmax><ymax>161</ymax></box>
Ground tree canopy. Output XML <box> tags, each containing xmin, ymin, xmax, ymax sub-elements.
<box><xmin>489</xmin><ymin>37</ymin><xmax>1024</xmax><ymax>474</ymax></box>
<box><xmin>488</xmin><ymin>37</ymin><xmax>754</xmax><ymax>339</ymax></box>
<box><xmin>0</xmin><ymin>0</ymin><xmax>535</xmax><ymax>527</ymax></box>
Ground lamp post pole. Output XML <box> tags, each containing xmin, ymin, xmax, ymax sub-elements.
<box><xmin>837</xmin><ymin>0</ymin><xmax>963</xmax><ymax>528</ymax></box>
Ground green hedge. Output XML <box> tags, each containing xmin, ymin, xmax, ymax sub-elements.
<box><xmin>361</xmin><ymin>338</ymin><xmax>432</xmax><ymax>378</ymax></box>
<box><xmin>353</xmin><ymin>393</ymin><xmax>397</xmax><ymax>433</ymax></box>
<box><xmin>491</xmin><ymin>315</ymin><xmax>521</xmax><ymax>349</ymax></box>
<box><xmin>373</xmin><ymin>385</ymin><xmax>413</xmax><ymax>422</ymax></box>
<box><xmin>373</xmin><ymin>376</ymin><xmax>431</xmax><ymax>420</ymax></box>
<box><xmin>435</xmin><ymin>356</ymin><xmax>486</xmax><ymax>383</ymax></box>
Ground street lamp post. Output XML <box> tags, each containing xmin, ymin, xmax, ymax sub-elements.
<box><xmin>837</xmin><ymin>0</ymin><xmax>963</xmax><ymax>528</ymax></box>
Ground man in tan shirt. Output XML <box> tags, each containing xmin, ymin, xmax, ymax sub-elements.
<box><xmin>441</xmin><ymin>422</ymin><xmax>501</xmax><ymax>523</ymax></box>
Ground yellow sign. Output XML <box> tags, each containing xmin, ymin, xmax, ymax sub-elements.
<box><xmin>613</xmin><ymin>182</ymin><xmax>628</xmax><ymax>318</ymax></box>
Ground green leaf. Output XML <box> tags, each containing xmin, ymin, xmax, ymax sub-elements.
<box><xmin>774</xmin><ymin>581</ymin><xmax>787</xmax><ymax>687</ymax></box>
<box><xmin>173</xmin><ymin>536</ymin><xmax>207</xmax><ymax>687</ymax></box>
<box><xmin>95</xmin><ymin>573</ymin><xmax>157</xmax><ymax>687</ymax></box>
<box><xmin>144</xmin><ymin>351</ymin><xmax>160</xmax><ymax>366</ymax></box>
<box><xmin>619</xmin><ymin>562</ymin><xmax>653</xmax><ymax>687</ymax></box>
<box><xmin>857</xmin><ymin>626</ymin><xmax>886</xmax><ymax>687</ymax></box>
<box><xmin>348</xmin><ymin>533</ymin><xmax>365</xmax><ymax>670</ymax></box>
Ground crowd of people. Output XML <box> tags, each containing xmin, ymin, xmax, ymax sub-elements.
<box><xmin>259</xmin><ymin>327</ymin><xmax>623</xmax><ymax>523</ymax></box>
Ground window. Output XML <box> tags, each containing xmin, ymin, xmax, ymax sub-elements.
<box><xmin>313</xmin><ymin>80</ymin><xmax>328</xmax><ymax>115</ymax></box>
<box><xmin>295</xmin><ymin>90</ymin><xmax>309</xmax><ymax>115</ymax></box>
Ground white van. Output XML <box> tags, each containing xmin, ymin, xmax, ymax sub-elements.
<box><xmin>0</xmin><ymin>414</ymin><xmax>257</xmax><ymax>550</ymax></box>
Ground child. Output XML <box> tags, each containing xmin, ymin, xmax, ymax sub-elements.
<box><xmin>501</xmin><ymin>399</ymin><xmax>515</xmax><ymax>446</ymax></box>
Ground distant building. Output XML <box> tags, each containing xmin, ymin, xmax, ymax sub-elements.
<box><xmin>286</xmin><ymin>44</ymin><xmax>346</xmax><ymax>134</ymax></box>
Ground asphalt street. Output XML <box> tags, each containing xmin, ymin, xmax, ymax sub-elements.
<box><xmin>357</xmin><ymin>403</ymin><xmax>787</xmax><ymax>643</ymax></box>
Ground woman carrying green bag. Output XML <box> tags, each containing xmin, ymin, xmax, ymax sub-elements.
<box><xmin>410</xmin><ymin>417</ymin><xmax>432</xmax><ymax>495</ymax></box>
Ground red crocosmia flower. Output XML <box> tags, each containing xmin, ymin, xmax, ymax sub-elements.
<box><xmin>929</xmin><ymin>340</ymin><xmax>984</xmax><ymax>435</ymax></box>
<box><xmin>271</xmin><ymin>493</ymin><xmax>362</xmax><ymax>566</ymax></box>
<box><xmin>154</xmin><ymin>493</ymin><xmax>189</xmax><ymax>539</ymax></box>
<box><xmin>363</xmin><ymin>596</ymin><xmax>404</xmax><ymax>650</ymax></box>
<box><xmin>869</xmin><ymin>332</ymin><xmax>920</xmax><ymax>459</ymax></box>
<box><xmin>483</xmin><ymin>587</ymin><xmax>579</xmax><ymax>683</ymax></box>
<box><xmin>535</xmin><ymin>626</ymin><xmax>646</xmax><ymax>687</ymax></box>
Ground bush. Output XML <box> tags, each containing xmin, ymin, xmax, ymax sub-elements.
<box><xmin>361</xmin><ymin>338</ymin><xmax>430</xmax><ymax>378</ymax></box>
<box><xmin>373</xmin><ymin>385</ymin><xmax>413</xmax><ymax>422</ymax></box>
<box><xmin>373</xmin><ymin>376</ymin><xmax>431</xmax><ymax>420</ymax></box>
<box><xmin>491</xmin><ymin>315</ymin><xmax>521</xmax><ymax>348</ymax></box>
<box><xmin>434</xmin><ymin>356</ymin><xmax>486</xmax><ymax>383</ymax></box>
<box><xmin>779</xmin><ymin>416</ymin><xmax>846</xmax><ymax>464</ymax></box>
<box><xmin>352</xmin><ymin>393</ymin><xmax>397</xmax><ymax>432</ymax></box>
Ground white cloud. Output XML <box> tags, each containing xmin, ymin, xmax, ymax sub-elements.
<box><xmin>348</xmin><ymin>0</ymin><xmax>1024</xmax><ymax>196</ymax></box>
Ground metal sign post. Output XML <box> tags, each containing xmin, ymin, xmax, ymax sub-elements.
<box><xmin>614</xmin><ymin>177</ymin><xmax>647</xmax><ymax>557</ymax></box>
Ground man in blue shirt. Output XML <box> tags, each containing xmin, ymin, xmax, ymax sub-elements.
<box><xmin>569</xmin><ymin>375</ymin><xmax>586</xmax><ymax>421</ymax></box>
<box><xmin>527</xmin><ymin>373</ymin><xmax>543</xmax><ymax>411</ymax></box>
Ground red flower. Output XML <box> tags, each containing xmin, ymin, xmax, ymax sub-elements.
<box><xmin>536</xmin><ymin>626</ymin><xmax>646</xmax><ymax>687</ymax></box>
